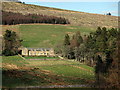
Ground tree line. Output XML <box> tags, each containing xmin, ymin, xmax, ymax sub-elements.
<box><xmin>2</xmin><ymin>11</ymin><xmax>70</xmax><ymax>25</ymax></box>
<box><xmin>55</xmin><ymin>27</ymin><xmax>119</xmax><ymax>88</ymax></box>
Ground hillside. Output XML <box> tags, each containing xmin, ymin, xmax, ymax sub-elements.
<box><xmin>19</xmin><ymin>24</ymin><xmax>95</xmax><ymax>48</ymax></box>
<box><xmin>2</xmin><ymin>2</ymin><xmax>118</xmax><ymax>28</ymax></box>
<box><xmin>1</xmin><ymin>0</ymin><xmax>21</xmax><ymax>2</ymax></box>
<box><xmin>2</xmin><ymin>24</ymin><xmax>95</xmax><ymax>48</ymax></box>
<box><xmin>2</xmin><ymin>56</ymin><xmax>95</xmax><ymax>87</ymax></box>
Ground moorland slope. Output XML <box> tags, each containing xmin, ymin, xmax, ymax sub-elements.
<box><xmin>2</xmin><ymin>2</ymin><xmax>118</xmax><ymax>28</ymax></box>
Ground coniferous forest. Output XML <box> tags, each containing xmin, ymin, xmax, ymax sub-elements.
<box><xmin>2</xmin><ymin>11</ymin><xmax>70</xmax><ymax>25</ymax></box>
<box><xmin>55</xmin><ymin>27</ymin><xmax>120</xmax><ymax>88</ymax></box>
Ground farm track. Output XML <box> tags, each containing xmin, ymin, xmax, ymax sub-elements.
<box><xmin>68</xmin><ymin>65</ymin><xmax>93</xmax><ymax>73</ymax></box>
<box><xmin>25</xmin><ymin>59</ymin><xmax>93</xmax><ymax>73</ymax></box>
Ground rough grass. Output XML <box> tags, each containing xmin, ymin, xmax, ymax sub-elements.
<box><xmin>2</xmin><ymin>56</ymin><xmax>27</xmax><ymax>67</ymax></box>
<box><xmin>40</xmin><ymin>65</ymin><xmax>94</xmax><ymax>79</ymax></box>
<box><xmin>73</xmin><ymin>64</ymin><xmax>94</xmax><ymax>72</ymax></box>
<box><xmin>1</xmin><ymin>25</ymin><xmax>20</xmax><ymax>35</ymax></box>
<box><xmin>26</xmin><ymin>60</ymin><xmax>79</xmax><ymax>67</ymax></box>
<box><xmin>2</xmin><ymin>56</ymin><xmax>95</xmax><ymax>88</ymax></box>
<box><xmin>19</xmin><ymin>24</ymin><xmax>95</xmax><ymax>48</ymax></box>
<box><xmin>2</xmin><ymin>2</ymin><xmax>118</xmax><ymax>28</ymax></box>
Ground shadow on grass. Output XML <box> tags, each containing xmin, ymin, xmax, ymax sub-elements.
<box><xmin>2</xmin><ymin>69</ymin><xmax>47</xmax><ymax>88</ymax></box>
<box><xmin>2</xmin><ymin>68</ymin><xmax>94</xmax><ymax>88</ymax></box>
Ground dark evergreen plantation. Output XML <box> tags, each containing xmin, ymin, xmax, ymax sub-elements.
<box><xmin>2</xmin><ymin>11</ymin><xmax>70</xmax><ymax>25</ymax></box>
<box><xmin>55</xmin><ymin>27</ymin><xmax>119</xmax><ymax>88</ymax></box>
<box><xmin>59</xmin><ymin>27</ymin><xmax>119</xmax><ymax>66</ymax></box>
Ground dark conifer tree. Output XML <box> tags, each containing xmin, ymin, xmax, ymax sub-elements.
<box><xmin>2</xmin><ymin>30</ymin><xmax>21</xmax><ymax>56</ymax></box>
<box><xmin>105</xmin><ymin>51</ymin><xmax>113</xmax><ymax>72</ymax></box>
<box><xmin>95</xmin><ymin>55</ymin><xmax>103</xmax><ymax>73</ymax></box>
<box><xmin>64</xmin><ymin>34</ymin><xmax>70</xmax><ymax>46</ymax></box>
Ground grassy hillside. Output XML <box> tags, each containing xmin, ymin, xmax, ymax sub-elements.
<box><xmin>1</xmin><ymin>24</ymin><xmax>95</xmax><ymax>87</ymax></box>
<box><xmin>2</xmin><ymin>56</ymin><xmax>95</xmax><ymax>88</ymax></box>
<box><xmin>1</xmin><ymin>24</ymin><xmax>94</xmax><ymax>48</ymax></box>
<box><xmin>2</xmin><ymin>2</ymin><xmax>118</xmax><ymax>28</ymax></box>
<box><xmin>19</xmin><ymin>24</ymin><xmax>95</xmax><ymax>48</ymax></box>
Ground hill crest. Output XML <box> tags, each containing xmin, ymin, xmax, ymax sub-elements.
<box><xmin>2</xmin><ymin>2</ymin><xmax>118</xmax><ymax>28</ymax></box>
<box><xmin>1</xmin><ymin>0</ymin><xmax>21</xmax><ymax>2</ymax></box>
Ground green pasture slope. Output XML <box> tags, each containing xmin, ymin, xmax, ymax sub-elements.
<box><xmin>19</xmin><ymin>24</ymin><xmax>95</xmax><ymax>48</ymax></box>
<box><xmin>2</xmin><ymin>24</ymin><xmax>95</xmax><ymax>87</ymax></box>
<box><xmin>24</xmin><ymin>56</ymin><xmax>60</xmax><ymax>59</ymax></box>
<box><xmin>2</xmin><ymin>56</ymin><xmax>95</xmax><ymax>88</ymax></box>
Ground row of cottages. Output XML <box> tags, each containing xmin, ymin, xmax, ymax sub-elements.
<box><xmin>21</xmin><ymin>48</ymin><xmax>55</xmax><ymax>57</ymax></box>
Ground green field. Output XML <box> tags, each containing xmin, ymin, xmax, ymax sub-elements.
<box><xmin>2</xmin><ymin>56</ymin><xmax>95</xmax><ymax>88</ymax></box>
<box><xmin>24</xmin><ymin>56</ymin><xmax>60</xmax><ymax>59</ymax></box>
<box><xmin>2</xmin><ymin>24</ymin><xmax>95</xmax><ymax>48</ymax></box>
<box><xmin>2</xmin><ymin>24</ymin><xmax>95</xmax><ymax>88</ymax></box>
<box><xmin>2</xmin><ymin>56</ymin><xmax>28</xmax><ymax>67</ymax></box>
<box><xmin>19</xmin><ymin>24</ymin><xmax>95</xmax><ymax>48</ymax></box>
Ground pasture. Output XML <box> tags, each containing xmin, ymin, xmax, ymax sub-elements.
<box><xmin>19</xmin><ymin>24</ymin><xmax>95</xmax><ymax>48</ymax></box>
<box><xmin>2</xmin><ymin>24</ymin><xmax>95</xmax><ymax>48</ymax></box>
<box><xmin>24</xmin><ymin>56</ymin><xmax>60</xmax><ymax>60</ymax></box>
<box><xmin>2</xmin><ymin>56</ymin><xmax>95</xmax><ymax>88</ymax></box>
<box><xmin>2</xmin><ymin>24</ymin><xmax>95</xmax><ymax>87</ymax></box>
